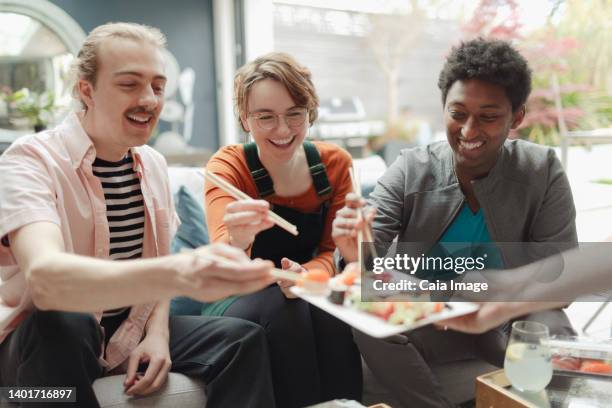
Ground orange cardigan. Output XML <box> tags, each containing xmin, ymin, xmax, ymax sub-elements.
<box><xmin>204</xmin><ymin>141</ymin><xmax>352</xmax><ymax>275</ymax></box>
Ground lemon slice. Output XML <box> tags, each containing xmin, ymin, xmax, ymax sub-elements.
<box><xmin>506</xmin><ymin>343</ymin><xmax>528</xmax><ymax>362</ymax></box>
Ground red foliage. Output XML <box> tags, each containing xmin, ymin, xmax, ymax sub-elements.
<box><xmin>520</xmin><ymin>104</ymin><xmax>584</xmax><ymax>132</ymax></box>
<box><xmin>461</xmin><ymin>0</ymin><xmax>590</xmax><ymax>144</ymax></box>
<box><xmin>461</xmin><ymin>0</ymin><xmax>522</xmax><ymax>40</ymax></box>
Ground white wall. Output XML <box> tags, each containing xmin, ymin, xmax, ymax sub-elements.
<box><xmin>243</xmin><ymin>0</ymin><xmax>274</xmax><ymax>61</ymax></box>
<box><xmin>213</xmin><ymin>0</ymin><xmax>239</xmax><ymax>145</ymax></box>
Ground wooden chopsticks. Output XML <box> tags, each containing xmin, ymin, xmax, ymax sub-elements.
<box><xmin>182</xmin><ymin>248</ymin><xmax>303</xmax><ymax>282</ymax></box>
<box><xmin>269</xmin><ymin>268</ymin><xmax>303</xmax><ymax>282</ymax></box>
<box><xmin>205</xmin><ymin>171</ymin><xmax>298</xmax><ymax>236</ymax></box>
<box><xmin>349</xmin><ymin>166</ymin><xmax>378</xmax><ymax>259</ymax></box>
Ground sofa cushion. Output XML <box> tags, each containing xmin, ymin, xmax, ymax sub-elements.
<box><xmin>171</xmin><ymin>185</ymin><xmax>209</xmax><ymax>252</ymax></box>
<box><xmin>170</xmin><ymin>186</ymin><xmax>208</xmax><ymax>316</ymax></box>
<box><xmin>167</xmin><ymin>167</ymin><xmax>205</xmax><ymax>205</ymax></box>
<box><xmin>93</xmin><ymin>372</ymin><xmax>206</xmax><ymax>407</ymax></box>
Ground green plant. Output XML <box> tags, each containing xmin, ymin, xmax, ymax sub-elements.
<box><xmin>3</xmin><ymin>88</ymin><xmax>56</xmax><ymax>128</ymax></box>
<box><xmin>593</xmin><ymin>178</ymin><xmax>612</xmax><ymax>186</ymax></box>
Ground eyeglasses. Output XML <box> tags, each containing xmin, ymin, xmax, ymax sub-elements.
<box><xmin>248</xmin><ymin>108</ymin><xmax>308</xmax><ymax>130</ymax></box>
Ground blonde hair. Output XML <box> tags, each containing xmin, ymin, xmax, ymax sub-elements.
<box><xmin>71</xmin><ymin>22</ymin><xmax>167</xmax><ymax>108</ymax></box>
<box><xmin>234</xmin><ymin>52</ymin><xmax>319</xmax><ymax>132</ymax></box>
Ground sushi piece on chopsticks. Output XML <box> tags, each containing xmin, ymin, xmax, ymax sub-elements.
<box><xmin>270</xmin><ymin>268</ymin><xmax>329</xmax><ymax>294</ymax></box>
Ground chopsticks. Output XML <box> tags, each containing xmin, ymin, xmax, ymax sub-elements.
<box><xmin>269</xmin><ymin>268</ymin><xmax>303</xmax><ymax>282</ymax></box>
<box><xmin>205</xmin><ymin>171</ymin><xmax>298</xmax><ymax>236</ymax></box>
<box><xmin>348</xmin><ymin>167</ymin><xmax>378</xmax><ymax>259</ymax></box>
<box><xmin>183</xmin><ymin>248</ymin><xmax>303</xmax><ymax>282</ymax></box>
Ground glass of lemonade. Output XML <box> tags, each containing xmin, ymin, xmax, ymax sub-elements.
<box><xmin>504</xmin><ymin>320</ymin><xmax>553</xmax><ymax>393</ymax></box>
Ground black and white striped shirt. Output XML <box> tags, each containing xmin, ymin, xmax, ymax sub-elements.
<box><xmin>93</xmin><ymin>154</ymin><xmax>144</xmax><ymax>317</ymax></box>
<box><xmin>93</xmin><ymin>154</ymin><xmax>145</xmax><ymax>260</ymax></box>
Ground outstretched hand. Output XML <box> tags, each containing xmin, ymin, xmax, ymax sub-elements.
<box><xmin>179</xmin><ymin>243</ymin><xmax>276</xmax><ymax>302</ymax></box>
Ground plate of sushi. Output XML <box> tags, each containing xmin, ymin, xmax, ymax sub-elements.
<box><xmin>550</xmin><ymin>336</ymin><xmax>612</xmax><ymax>377</ymax></box>
<box><xmin>285</xmin><ymin>268</ymin><xmax>479</xmax><ymax>338</ymax></box>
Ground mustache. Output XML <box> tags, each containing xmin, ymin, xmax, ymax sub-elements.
<box><xmin>125</xmin><ymin>106</ymin><xmax>156</xmax><ymax>116</ymax></box>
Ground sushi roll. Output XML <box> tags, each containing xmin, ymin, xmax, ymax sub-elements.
<box><xmin>328</xmin><ymin>279</ymin><xmax>348</xmax><ymax>305</ymax></box>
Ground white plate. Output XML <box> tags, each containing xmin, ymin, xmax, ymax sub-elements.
<box><xmin>290</xmin><ymin>287</ymin><xmax>479</xmax><ymax>338</ymax></box>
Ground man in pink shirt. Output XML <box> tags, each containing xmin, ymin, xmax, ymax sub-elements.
<box><xmin>0</xmin><ymin>22</ymin><xmax>276</xmax><ymax>407</ymax></box>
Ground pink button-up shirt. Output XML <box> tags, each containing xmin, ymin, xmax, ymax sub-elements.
<box><xmin>0</xmin><ymin>112</ymin><xmax>179</xmax><ymax>371</ymax></box>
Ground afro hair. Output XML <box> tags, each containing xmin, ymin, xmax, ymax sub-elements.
<box><xmin>438</xmin><ymin>38</ymin><xmax>532</xmax><ymax>112</ymax></box>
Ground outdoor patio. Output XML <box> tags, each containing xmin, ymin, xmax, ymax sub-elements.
<box><xmin>560</xmin><ymin>143</ymin><xmax>612</xmax><ymax>339</ymax></box>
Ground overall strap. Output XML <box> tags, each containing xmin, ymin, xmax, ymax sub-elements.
<box><xmin>303</xmin><ymin>141</ymin><xmax>332</xmax><ymax>199</ymax></box>
<box><xmin>243</xmin><ymin>142</ymin><xmax>275</xmax><ymax>198</ymax></box>
<box><xmin>243</xmin><ymin>141</ymin><xmax>332</xmax><ymax>199</ymax></box>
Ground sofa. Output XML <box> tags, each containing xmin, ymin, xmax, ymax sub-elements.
<box><xmin>92</xmin><ymin>156</ymin><xmax>496</xmax><ymax>407</ymax></box>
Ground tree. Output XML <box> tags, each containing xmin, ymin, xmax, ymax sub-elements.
<box><xmin>461</xmin><ymin>0</ymin><xmax>522</xmax><ymax>41</ymax></box>
<box><xmin>364</xmin><ymin>2</ymin><xmax>426</xmax><ymax>125</ymax></box>
<box><xmin>462</xmin><ymin>0</ymin><xmax>612</xmax><ymax>145</ymax></box>
<box><xmin>519</xmin><ymin>0</ymin><xmax>612</xmax><ymax>143</ymax></box>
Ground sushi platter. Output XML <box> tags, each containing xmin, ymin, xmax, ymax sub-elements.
<box><xmin>286</xmin><ymin>269</ymin><xmax>479</xmax><ymax>338</ymax></box>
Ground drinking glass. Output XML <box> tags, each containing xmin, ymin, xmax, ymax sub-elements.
<box><xmin>504</xmin><ymin>320</ymin><xmax>553</xmax><ymax>393</ymax></box>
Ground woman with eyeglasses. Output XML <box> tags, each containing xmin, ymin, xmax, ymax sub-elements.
<box><xmin>202</xmin><ymin>52</ymin><xmax>362</xmax><ymax>408</ymax></box>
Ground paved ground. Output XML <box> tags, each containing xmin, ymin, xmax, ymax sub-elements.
<box><xmin>560</xmin><ymin>144</ymin><xmax>612</xmax><ymax>241</ymax></box>
<box><xmin>556</xmin><ymin>144</ymin><xmax>612</xmax><ymax>339</ymax></box>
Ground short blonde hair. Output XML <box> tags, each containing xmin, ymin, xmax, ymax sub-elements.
<box><xmin>234</xmin><ymin>52</ymin><xmax>319</xmax><ymax>132</ymax></box>
<box><xmin>71</xmin><ymin>22</ymin><xmax>166</xmax><ymax>108</ymax></box>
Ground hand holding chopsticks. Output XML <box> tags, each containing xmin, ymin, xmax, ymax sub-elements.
<box><xmin>348</xmin><ymin>167</ymin><xmax>378</xmax><ymax>260</ymax></box>
<box><xmin>270</xmin><ymin>266</ymin><xmax>330</xmax><ymax>295</ymax></box>
<box><xmin>177</xmin><ymin>245</ymin><xmax>277</xmax><ymax>301</ymax></box>
<box><xmin>269</xmin><ymin>267</ymin><xmax>303</xmax><ymax>282</ymax></box>
<box><xmin>331</xmin><ymin>166</ymin><xmax>378</xmax><ymax>264</ymax></box>
<box><xmin>205</xmin><ymin>171</ymin><xmax>298</xmax><ymax>236</ymax></box>
<box><xmin>180</xmin><ymin>246</ymin><xmax>304</xmax><ymax>285</ymax></box>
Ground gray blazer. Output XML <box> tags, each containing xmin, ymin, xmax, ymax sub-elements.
<box><xmin>366</xmin><ymin>139</ymin><xmax>577</xmax><ymax>268</ymax></box>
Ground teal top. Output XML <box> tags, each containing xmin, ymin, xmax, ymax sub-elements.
<box><xmin>419</xmin><ymin>202</ymin><xmax>504</xmax><ymax>281</ymax></box>
<box><xmin>440</xmin><ymin>202</ymin><xmax>495</xmax><ymax>244</ymax></box>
